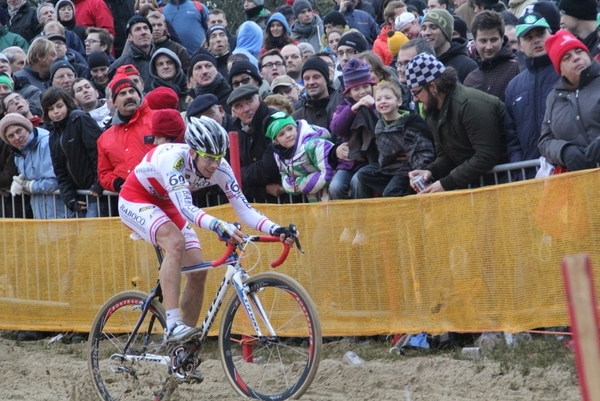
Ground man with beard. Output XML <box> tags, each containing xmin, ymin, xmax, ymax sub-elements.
<box><xmin>189</xmin><ymin>49</ymin><xmax>232</xmax><ymax>114</ymax></box>
<box><xmin>421</xmin><ymin>9</ymin><xmax>477</xmax><ymax>83</ymax></box>
<box><xmin>406</xmin><ymin>53</ymin><xmax>506</xmax><ymax>192</ymax></box>
<box><xmin>108</xmin><ymin>16</ymin><xmax>156</xmax><ymax>92</ymax></box>
<box><xmin>96</xmin><ymin>72</ymin><xmax>154</xmax><ymax>192</ymax></box>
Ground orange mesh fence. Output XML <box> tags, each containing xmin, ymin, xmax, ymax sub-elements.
<box><xmin>0</xmin><ymin>169</ymin><xmax>599</xmax><ymax>335</ymax></box>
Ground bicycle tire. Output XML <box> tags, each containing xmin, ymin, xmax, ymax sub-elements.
<box><xmin>88</xmin><ymin>290</ymin><xmax>171</xmax><ymax>401</ymax></box>
<box><xmin>219</xmin><ymin>272</ymin><xmax>322</xmax><ymax>400</ymax></box>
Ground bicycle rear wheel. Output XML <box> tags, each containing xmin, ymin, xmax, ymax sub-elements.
<box><xmin>219</xmin><ymin>272</ymin><xmax>322</xmax><ymax>400</ymax></box>
<box><xmin>88</xmin><ymin>290</ymin><xmax>171</xmax><ymax>401</ymax></box>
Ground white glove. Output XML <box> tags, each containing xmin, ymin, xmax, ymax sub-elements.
<box><xmin>14</xmin><ymin>174</ymin><xmax>34</xmax><ymax>193</ymax></box>
<box><xmin>10</xmin><ymin>176</ymin><xmax>24</xmax><ymax>196</ymax></box>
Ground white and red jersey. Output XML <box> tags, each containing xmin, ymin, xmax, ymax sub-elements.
<box><xmin>120</xmin><ymin>143</ymin><xmax>278</xmax><ymax>235</ymax></box>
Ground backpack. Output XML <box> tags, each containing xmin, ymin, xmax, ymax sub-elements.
<box><xmin>191</xmin><ymin>0</ymin><xmax>208</xmax><ymax>32</ymax></box>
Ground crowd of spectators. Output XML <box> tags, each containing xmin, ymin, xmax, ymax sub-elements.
<box><xmin>0</xmin><ymin>0</ymin><xmax>599</xmax><ymax>225</ymax></box>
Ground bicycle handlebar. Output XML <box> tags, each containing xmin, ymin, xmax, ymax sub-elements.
<box><xmin>210</xmin><ymin>235</ymin><xmax>296</xmax><ymax>268</ymax></box>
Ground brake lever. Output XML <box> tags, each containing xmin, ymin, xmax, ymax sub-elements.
<box><xmin>288</xmin><ymin>224</ymin><xmax>304</xmax><ymax>253</ymax></box>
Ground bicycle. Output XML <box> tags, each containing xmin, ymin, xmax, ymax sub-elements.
<box><xmin>87</xmin><ymin>224</ymin><xmax>322</xmax><ymax>400</ymax></box>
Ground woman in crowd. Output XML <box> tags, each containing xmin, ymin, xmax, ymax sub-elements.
<box><xmin>261</xmin><ymin>12</ymin><xmax>296</xmax><ymax>54</ymax></box>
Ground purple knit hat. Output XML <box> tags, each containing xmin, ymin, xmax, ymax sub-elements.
<box><xmin>342</xmin><ymin>58</ymin><xmax>376</xmax><ymax>95</ymax></box>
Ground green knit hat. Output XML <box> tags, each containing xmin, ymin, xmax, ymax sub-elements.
<box><xmin>0</xmin><ymin>73</ymin><xmax>13</xmax><ymax>91</ymax></box>
<box><xmin>422</xmin><ymin>9</ymin><xmax>454</xmax><ymax>42</ymax></box>
<box><xmin>264</xmin><ymin>111</ymin><xmax>297</xmax><ymax>140</ymax></box>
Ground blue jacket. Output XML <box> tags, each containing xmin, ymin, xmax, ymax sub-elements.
<box><xmin>12</xmin><ymin>128</ymin><xmax>67</xmax><ymax>219</ymax></box>
<box><xmin>504</xmin><ymin>54</ymin><xmax>559</xmax><ymax>177</ymax></box>
<box><xmin>341</xmin><ymin>9</ymin><xmax>380</xmax><ymax>44</ymax></box>
<box><xmin>162</xmin><ymin>0</ymin><xmax>208</xmax><ymax>55</ymax></box>
<box><xmin>232</xmin><ymin>21</ymin><xmax>263</xmax><ymax>68</ymax></box>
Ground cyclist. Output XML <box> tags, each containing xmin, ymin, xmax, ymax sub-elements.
<box><xmin>118</xmin><ymin>116</ymin><xmax>297</xmax><ymax>349</ymax></box>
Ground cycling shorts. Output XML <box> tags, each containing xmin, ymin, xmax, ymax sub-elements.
<box><xmin>118</xmin><ymin>194</ymin><xmax>201</xmax><ymax>251</ymax></box>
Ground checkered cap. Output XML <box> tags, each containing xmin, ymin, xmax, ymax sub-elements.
<box><xmin>405</xmin><ymin>53</ymin><xmax>446</xmax><ymax>90</ymax></box>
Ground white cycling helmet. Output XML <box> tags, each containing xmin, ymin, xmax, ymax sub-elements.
<box><xmin>185</xmin><ymin>115</ymin><xmax>229</xmax><ymax>154</ymax></box>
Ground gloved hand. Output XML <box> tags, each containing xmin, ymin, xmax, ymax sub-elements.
<box><xmin>10</xmin><ymin>176</ymin><xmax>24</xmax><ymax>196</ymax></box>
<box><xmin>270</xmin><ymin>224</ymin><xmax>297</xmax><ymax>238</ymax></box>
<box><xmin>14</xmin><ymin>174</ymin><xmax>34</xmax><ymax>193</ymax></box>
<box><xmin>561</xmin><ymin>145</ymin><xmax>588</xmax><ymax>171</ymax></box>
<box><xmin>113</xmin><ymin>177</ymin><xmax>125</xmax><ymax>192</ymax></box>
<box><xmin>90</xmin><ymin>181</ymin><xmax>103</xmax><ymax>197</ymax></box>
<box><xmin>210</xmin><ymin>219</ymin><xmax>240</xmax><ymax>241</ymax></box>
<box><xmin>67</xmin><ymin>199</ymin><xmax>87</xmax><ymax>212</ymax></box>
<box><xmin>584</xmin><ymin>139</ymin><xmax>600</xmax><ymax>167</ymax></box>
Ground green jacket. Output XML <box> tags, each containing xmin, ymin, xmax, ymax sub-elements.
<box><xmin>0</xmin><ymin>25</ymin><xmax>29</xmax><ymax>53</ymax></box>
<box><xmin>426</xmin><ymin>84</ymin><xmax>507</xmax><ymax>190</ymax></box>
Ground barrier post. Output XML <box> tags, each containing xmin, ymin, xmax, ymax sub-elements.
<box><xmin>228</xmin><ymin>131</ymin><xmax>253</xmax><ymax>363</ymax></box>
<box><xmin>562</xmin><ymin>254</ymin><xmax>600</xmax><ymax>401</ymax></box>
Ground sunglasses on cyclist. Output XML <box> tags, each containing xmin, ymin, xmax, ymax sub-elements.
<box><xmin>196</xmin><ymin>150</ymin><xmax>226</xmax><ymax>163</ymax></box>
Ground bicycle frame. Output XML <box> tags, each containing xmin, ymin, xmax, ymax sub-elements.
<box><xmin>117</xmin><ymin>236</ymin><xmax>285</xmax><ymax>367</ymax></box>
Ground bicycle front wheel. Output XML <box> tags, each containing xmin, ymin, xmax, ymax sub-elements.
<box><xmin>88</xmin><ymin>290</ymin><xmax>171</xmax><ymax>401</ymax></box>
<box><xmin>219</xmin><ymin>272</ymin><xmax>322</xmax><ymax>400</ymax></box>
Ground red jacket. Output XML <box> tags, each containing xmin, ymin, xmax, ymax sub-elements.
<box><xmin>74</xmin><ymin>0</ymin><xmax>115</xmax><ymax>36</ymax></box>
<box><xmin>97</xmin><ymin>100</ymin><xmax>154</xmax><ymax>191</ymax></box>
<box><xmin>373</xmin><ymin>25</ymin><xmax>393</xmax><ymax>67</ymax></box>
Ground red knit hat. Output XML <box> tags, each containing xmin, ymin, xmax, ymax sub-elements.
<box><xmin>109</xmin><ymin>72</ymin><xmax>141</xmax><ymax>101</ymax></box>
<box><xmin>145</xmin><ymin>86</ymin><xmax>179</xmax><ymax>110</ymax></box>
<box><xmin>152</xmin><ymin>109</ymin><xmax>185</xmax><ymax>142</ymax></box>
<box><xmin>545</xmin><ymin>30</ymin><xmax>589</xmax><ymax>75</ymax></box>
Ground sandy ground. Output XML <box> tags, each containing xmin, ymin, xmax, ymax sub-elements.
<box><xmin>0</xmin><ymin>337</ymin><xmax>580</xmax><ymax>401</ymax></box>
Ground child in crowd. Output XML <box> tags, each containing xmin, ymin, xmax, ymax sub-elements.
<box><xmin>329</xmin><ymin>58</ymin><xmax>378</xmax><ymax>201</ymax></box>
<box><xmin>356</xmin><ymin>81</ymin><xmax>435</xmax><ymax>196</ymax></box>
<box><xmin>265</xmin><ymin>110</ymin><xmax>334</xmax><ymax>202</ymax></box>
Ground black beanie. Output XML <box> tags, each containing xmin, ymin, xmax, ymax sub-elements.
<box><xmin>532</xmin><ymin>1</ymin><xmax>561</xmax><ymax>33</ymax></box>
<box><xmin>229</xmin><ymin>60</ymin><xmax>263</xmax><ymax>86</ymax></box>
<box><xmin>189</xmin><ymin>48</ymin><xmax>217</xmax><ymax>76</ymax></box>
<box><xmin>50</xmin><ymin>59</ymin><xmax>75</xmax><ymax>82</ymax></box>
<box><xmin>558</xmin><ymin>0</ymin><xmax>597</xmax><ymax>21</ymax></box>
<box><xmin>301</xmin><ymin>56</ymin><xmax>330</xmax><ymax>85</ymax></box>
<box><xmin>323</xmin><ymin>11</ymin><xmax>346</xmax><ymax>28</ymax></box>
<box><xmin>87</xmin><ymin>50</ymin><xmax>110</xmax><ymax>70</ymax></box>
<box><xmin>126</xmin><ymin>15</ymin><xmax>153</xmax><ymax>35</ymax></box>
<box><xmin>337</xmin><ymin>31</ymin><xmax>368</xmax><ymax>53</ymax></box>
<box><xmin>453</xmin><ymin>16</ymin><xmax>468</xmax><ymax>39</ymax></box>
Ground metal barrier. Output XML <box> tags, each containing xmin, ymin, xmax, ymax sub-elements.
<box><xmin>0</xmin><ymin>159</ymin><xmax>542</xmax><ymax>219</ymax></box>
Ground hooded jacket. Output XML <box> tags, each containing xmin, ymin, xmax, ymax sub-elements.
<box><xmin>463</xmin><ymin>39</ymin><xmax>520</xmax><ymax>102</ymax></box>
<box><xmin>232</xmin><ymin>21</ymin><xmax>263</xmax><ymax>68</ymax></box>
<box><xmin>437</xmin><ymin>38</ymin><xmax>478</xmax><ymax>83</ymax></box>
<box><xmin>11</xmin><ymin>127</ymin><xmax>67</xmax><ymax>218</ymax></box>
<box><xmin>290</xmin><ymin>14</ymin><xmax>324</xmax><ymax>55</ymax></box>
<box><xmin>425</xmin><ymin>84</ymin><xmax>507</xmax><ymax>190</ymax></box>
<box><xmin>538</xmin><ymin>60</ymin><xmax>600</xmax><ymax>168</ymax></box>
<box><xmin>272</xmin><ymin>119</ymin><xmax>334</xmax><ymax>201</ymax></box>
<box><xmin>48</xmin><ymin>109</ymin><xmax>103</xmax><ymax>210</ymax></box>
<box><xmin>373</xmin><ymin>25</ymin><xmax>393</xmax><ymax>66</ymax></box>
<box><xmin>504</xmin><ymin>54</ymin><xmax>559</xmax><ymax>170</ymax></box>
<box><xmin>162</xmin><ymin>0</ymin><xmax>209</xmax><ymax>55</ymax></box>
<box><xmin>149</xmin><ymin>48</ymin><xmax>188</xmax><ymax>109</ymax></box>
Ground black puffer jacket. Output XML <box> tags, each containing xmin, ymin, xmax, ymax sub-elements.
<box><xmin>7</xmin><ymin>1</ymin><xmax>42</xmax><ymax>42</ymax></box>
<box><xmin>48</xmin><ymin>110</ymin><xmax>103</xmax><ymax>210</ymax></box>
